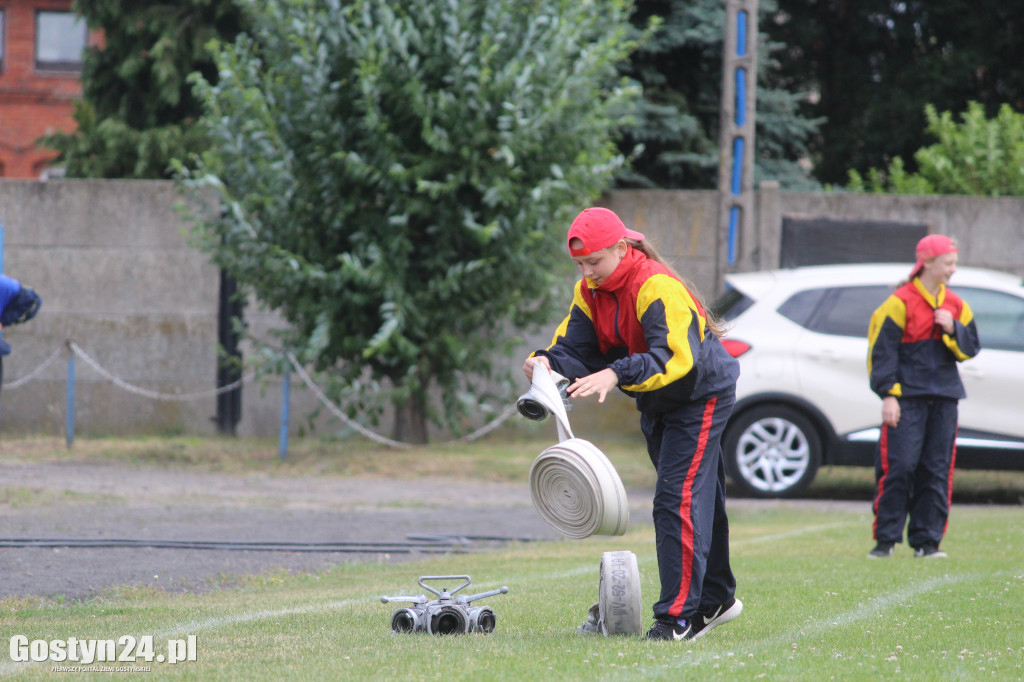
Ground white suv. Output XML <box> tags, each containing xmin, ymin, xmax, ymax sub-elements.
<box><xmin>715</xmin><ymin>263</ymin><xmax>1024</xmax><ymax>498</ymax></box>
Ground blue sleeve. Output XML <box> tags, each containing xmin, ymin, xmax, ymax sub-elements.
<box><xmin>0</xmin><ymin>275</ymin><xmax>21</xmax><ymax>313</ymax></box>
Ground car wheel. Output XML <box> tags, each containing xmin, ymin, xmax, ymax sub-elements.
<box><xmin>723</xmin><ymin>405</ymin><xmax>822</xmax><ymax>498</ymax></box>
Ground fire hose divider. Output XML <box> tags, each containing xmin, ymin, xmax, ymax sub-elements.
<box><xmin>517</xmin><ymin>363</ymin><xmax>629</xmax><ymax>538</ymax></box>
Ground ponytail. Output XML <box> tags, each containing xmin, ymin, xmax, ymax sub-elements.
<box><xmin>624</xmin><ymin>238</ymin><xmax>726</xmax><ymax>338</ymax></box>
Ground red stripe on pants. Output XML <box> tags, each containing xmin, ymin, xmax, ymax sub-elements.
<box><xmin>944</xmin><ymin>430</ymin><xmax>957</xmax><ymax>536</ymax></box>
<box><xmin>872</xmin><ymin>424</ymin><xmax>890</xmax><ymax>540</ymax></box>
<box><xmin>669</xmin><ymin>396</ymin><xmax>717</xmax><ymax>617</ymax></box>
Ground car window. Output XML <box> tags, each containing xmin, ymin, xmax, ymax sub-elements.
<box><xmin>957</xmin><ymin>286</ymin><xmax>1024</xmax><ymax>352</ymax></box>
<box><xmin>776</xmin><ymin>288</ymin><xmax>827</xmax><ymax>327</ymax></box>
<box><xmin>712</xmin><ymin>288</ymin><xmax>755</xmax><ymax>322</ymax></box>
<box><xmin>810</xmin><ymin>286</ymin><xmax>893</xmax><ymax>337</ymax></box>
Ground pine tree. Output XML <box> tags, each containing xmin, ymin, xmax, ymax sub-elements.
<box><xmin>616</xmin><ymin>0</ymin><xmax>819</xmax><ymax>190</ymax></box>
<box><xmin>40</xmin><ymin>0</ymin><xmax>245</xmax><ymax>178</ymax></box>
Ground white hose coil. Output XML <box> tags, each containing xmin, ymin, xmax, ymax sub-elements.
<box><xmin>529</xmin><ymin>438</ymin><xmax>628</xmax><ymax>538</ymax></box>
<box><xmin>598</xmin><ymin>550</ymin><xmax>643</xmax><ymax>635</ymax></box>
<box><xmin>519</xmin><ymin>363</ymin><xmax>629</xmax><ymax>538</ymax></box>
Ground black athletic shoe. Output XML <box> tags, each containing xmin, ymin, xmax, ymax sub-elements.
<box><xmin>868</xmin><ymin>542</ymin><xmax>895</xmax><ymax>558</ymax></box>
<box><xmin>913</xmin><ymin>544</ymin><xmax>947</xmax><ymax>558</ymax></box>
<box><xmin>690</xmin><ymin>598</ymin><xmax>743</xmax><ymax>639</ymax></box>
<box><xmin>645</xmin><ymin>617</ymin><xmax>691</xmax><ymax>641</ymax></box>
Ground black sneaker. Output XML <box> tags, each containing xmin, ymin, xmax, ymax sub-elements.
<box><xmin>867</xmin><ymin>542</ymin><xmax>895</xmax><ymax>558</ymax></box>
<box><xmin>644</xmin><ymin>617</ymin><xmax>691</xmax><ymax>641</ymax></box>
<box><xmin>690</xmin><ymin>598</ymin><xmax>743</xmax><ymax>639</ymax></box>
<box><xmin>913</xmin><ymin>544</ymin><xmax>947</xmax><ymax>558</ymax></box>
<box><xmin>577</xmin><ymin>603</ymin><xmax>602</xmax><ymax>635</ymax></box>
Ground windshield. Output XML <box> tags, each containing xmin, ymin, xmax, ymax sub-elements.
<box><xmin>711</xmin><ymin>288</ymin><xmax>754</xmax><ymax>322</ymax></box>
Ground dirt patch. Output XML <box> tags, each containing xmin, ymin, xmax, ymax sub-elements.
<box><xmin>0</xmin><ymin>460</ymin><xmax>580</xmax><ymax>600</ymax></box>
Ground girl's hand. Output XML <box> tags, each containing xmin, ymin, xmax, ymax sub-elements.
<box><xmin>523</xmin><ymin>355</ymin><xmax>551</xmax><ymax>381</ymax></box>
<box><xmin>882</xmin><ymin>396</ymin><xmax>900</xmax><ymax>428</ymax></box>
<box><xmin>934</xmin><ymin>308</ymin><xmax>954</xmax><ymax>334</ymax></box>
<box><xmin>568</xmin><ymin>368</ymin><xmax>619</xmax><ymax>404</ymax></box>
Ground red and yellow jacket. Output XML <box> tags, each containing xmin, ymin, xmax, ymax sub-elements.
<box><xmin>868</xmin><ymin>278</ymin><xmax>980</xmax><ymax>400</ymax></box>
<box><xmin>535</xmin><ymin>247</ymin><xmax>739</xmax><ymax>413</ymax></box>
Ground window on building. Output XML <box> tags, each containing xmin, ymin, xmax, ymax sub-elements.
<box><xmin>36</xmin><ymin>10</ymin><xmax>88</xmax><ymax>72</ymax></box>
<box><xmin>1</xmin><ymin>10</ymin><xmax>6</xmax><ymax>72</ymax></box>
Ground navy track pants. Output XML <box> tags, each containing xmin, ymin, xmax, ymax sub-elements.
<box><xmin>641</xmin><ymin>391</ymin><xmax>736</xmax><ymax>620</ymax></box>
<box><xmin>873</xmin><ymin>397</ymin><xmax>958</xmax><ymax>549</ymax></box>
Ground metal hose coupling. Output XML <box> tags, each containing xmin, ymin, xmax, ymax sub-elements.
<box><xmin>517</xmin><ymin>373</ymin><xmax>572</xmax><ymax>421</ymax></box>
<box><xmin>519</xmin><ymin>363</ymin><xmax>628</xmax><ymax>538</ymax></box>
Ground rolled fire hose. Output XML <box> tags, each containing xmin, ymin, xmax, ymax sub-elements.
<box><xmin>517</xmin><ymin>364</ymin><xmax>628</xmax><ymax>539</ymax></box>
<box><xmin>576</xmin><ymin>550</ymin><xmax>644</xmax><ymax>636</ymax></box>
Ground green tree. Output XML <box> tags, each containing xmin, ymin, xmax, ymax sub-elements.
<box><xmin>40</xmin><ymin>0</ymin><xmax>245</xmax><ymax>179</ymax></box>
<box><xmin>179</xmin><ymin>0</ymin><xmax>640</xmax><ymax>443</ymax></box>
<box><xmin>616</xmin><ymin>0</ymin><xmax>820</xmax><ymax>190</ymax></box>
<box><xmin>848</xmin><ymin>102</ymin><xmax>1024</xmax><ymax>196</ymax></box>
<box><xmin>768</xmin><ymin>0</ymin><xmax>1024</xmax><ymax>186</ymax></box>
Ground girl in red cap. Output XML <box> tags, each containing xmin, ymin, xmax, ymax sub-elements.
<box><xmin>866</xmin><ymin>234</ymin><xmax>981</xmax><ymax>559</ymax></box>
<box><xmin>523</xmin><ymin>206</ymin><xmax>742</xmax><ymax>641</ymax></box>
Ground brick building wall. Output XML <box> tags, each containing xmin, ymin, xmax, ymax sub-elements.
<box><xmin>0</xmin><ymin>0</ymin><xmax>96</xmax><ymax>178</ymax></box>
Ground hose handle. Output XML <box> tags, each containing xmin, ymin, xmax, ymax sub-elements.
<box><xmin>418</xmin><ymin>575</ymin><xmax>472</xmax><ymax>597</ymax></box>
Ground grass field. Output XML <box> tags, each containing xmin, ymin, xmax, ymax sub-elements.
<box><xmin>2</xmin><ymin>435</ymin><xmax>1024</xmax><ymax>680</ymax></box>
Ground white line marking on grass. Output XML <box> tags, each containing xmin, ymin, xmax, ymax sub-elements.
<box><xmin>533</xmin><ymin>522</ymin><xmax>863</xmax><ymax>579</ymax></box>
<box><xmin>734</xmin><ymin>521</ymin><xmax>861</xmax><ymax>544</ymax></box>
<box><xmin>152</xmin><ymin>597</ymin><xmax>373</xmax><ymax>639</ymax></box>
<box><xmin>637</xmin><ymin>573</ymin><xmax>968</xmax><ymax>672</ymax></box>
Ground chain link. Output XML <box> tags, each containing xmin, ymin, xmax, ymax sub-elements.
<box><xmin>284</xmin><ymin>351</ymin><xmax>411</xmax><ymax>449</ymax></box>
<box><xmin>67</xmin><ymin>341</ymin><xmax>252</xmax><ymax>401</ymax></box>
<box><xmin>2</xmin><ymin>341</ymin><xmax>516</xmax><ymax>446</ymax></box>
<box><xmin>285</xmin><ymin>352</ymin><xmax>516</xmax><ymax>448</ymax></box>
<box><xmin>1</xmin><ymin>347</ymin><xmax>63</xmax><ymax>390</ymax></box>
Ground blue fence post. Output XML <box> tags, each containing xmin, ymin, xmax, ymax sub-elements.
<box><xmin>279</xmin><ymin>363</ymin><xmax>291</xmax><ymax>460</ymax></box>
<box><xmin>66</xmin><ymin>346</ymin><xmax>76</xmax><ymax>449</ymax></box>
<box><xmin>1</xmin><ymin>221</ymin><xmax>4</xmax><ymax>433</ymax></box>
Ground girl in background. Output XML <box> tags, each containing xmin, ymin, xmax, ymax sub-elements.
<box><xmin>867</xmin><ymin>234</ymin><xmax>980</xmax><ymax>559</ymax></box>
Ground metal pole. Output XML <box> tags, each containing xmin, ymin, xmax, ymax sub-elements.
<box><xmin>215</xmin><ymin>270</ymin><xmax>243</xmax><ymax>435</ymax></box>
<box><xmin>0</xmin><ymin>222</ymin><xmax>4</xmax><ymax>434</ymax></box>
<box><xmin>66</xmin><ymin>348</ymin><xmax>76</xmax><ymax>449</ymax></box>
<box><xmin>279</xmin><ymin>364</ymin><xmax>291</xmax><ymax>460</ymax></box>
<box><xmin>716</xmin><ymin>0</ymin><xmax>759</xmax><ymax>296</ymax></box>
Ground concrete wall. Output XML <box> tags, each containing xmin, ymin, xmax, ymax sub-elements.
<box><xmin>603</xmin><ymin>186</ymin><xmax>1024</xmax><ymax>293</ymax></box>
<box><xmin>1</xmin><ymin>179</ymin><xmax>1021</xmax><ymax>438</ymax></box>
<box><xmin>0</xmin><ymin>179</ymin><xmax>320</xmax><ymax>438</ymax></box>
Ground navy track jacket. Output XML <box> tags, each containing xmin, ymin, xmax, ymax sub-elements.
<box><xmin>867</xmin><ymin>278</ymin><xmax>980</xmax><ymax>400</ymax></box>
<box><xmin>536</xmin><ymin>247</ymin><xmax>739</xmax><ymax>413</ymax></box>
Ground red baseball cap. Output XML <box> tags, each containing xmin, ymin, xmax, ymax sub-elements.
<box><xmin>909</xmin><ymin>234</ymin><xmax>958</xmax><ymax>278</ymax></box>
<box><xmin>567</xmin><ymin>207</ymin><xmax>645</xmax><ymax>256</ymax></box>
